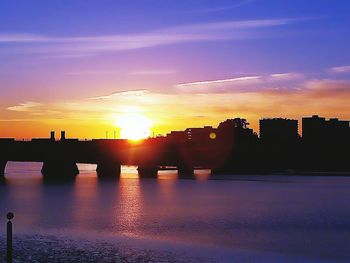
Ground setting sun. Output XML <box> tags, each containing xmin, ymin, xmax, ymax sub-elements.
<box><xmin>116</xmin><ymin>113</ymin><xmax>153</xmax><ymax>141</ymax></box>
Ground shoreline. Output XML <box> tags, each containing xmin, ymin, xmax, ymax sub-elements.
<box><xmin>0</xmin><ymin>233</ymin><xmax>334</xmax><ymax>263</ymax></box>
<box><xmin>0</xmin><ymin>234</ymin><xmax>215</xmax><ymax>263</ymax></box>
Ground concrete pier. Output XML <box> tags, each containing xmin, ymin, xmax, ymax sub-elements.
<box><xmin>178</xmin><ymin>165</ymin><xmax>194</xmax><ymax>178</ymax></box>
<box><xmin>41</xmin><ymin>160</ymin><xmax>79</xmax><ymax>180</ymax></box>
<box><xmin>0</xmin><ymin>160</ymin><xmax>7</xmax><ymax>178</ymax></box>
<box><xmin>138</xmin><ymin>165</ymin><xmax>158</xmax><ymax>178</ymax></box>
<box><xmin>96</xmin><ymin>162</ymin><xmax>121</xmax><ymax>178</ymax></box>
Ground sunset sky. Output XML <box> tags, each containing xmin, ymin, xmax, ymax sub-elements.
<box><xmin>1</xmin><ymin>0</ymin><xmax>350</xmax><ymax>139</ymax></box>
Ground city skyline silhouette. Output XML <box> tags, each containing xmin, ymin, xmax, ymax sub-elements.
<box><xmin>1</xmin><ymin>114</ymin><xmax>349</xmax><ymax>181</ymax></box>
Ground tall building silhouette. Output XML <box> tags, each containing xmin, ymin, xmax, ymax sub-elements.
<box><xmin>302</xmin><ymin>115</ymin><xmax>350</xmax><ymax>171</ymax></box>
<box><xmin>259</xmin><ymin>118</ymin><xmax>299</xmax><ymax>172</ymax></box>
<box><xmin>302</xmin><ymin>115</ymin><xmax>349</xmax><ymax>142</ymax></box>
<box><xmin>260</xmin><ymin>118</ymin><xmax>298</xmax><ymax>143</ymax></box>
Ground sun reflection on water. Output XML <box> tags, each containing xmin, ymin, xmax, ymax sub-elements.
<box><xmin>115</xmin><ymin>177</ymin><xmax>142</xmax><ymax>236</ymax></box>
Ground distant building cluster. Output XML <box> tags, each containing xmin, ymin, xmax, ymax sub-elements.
<box><xmin>165</xmin><ymin>115</ymin><xmax>350</xmax><ymax>174</ymax></box>
<box><xmin>166</xmin><ymin>115</ymin><xmax>350</xmax><ymax>143</ymax></box>
<box><xmin>33</xmin><ymin>131</ymin><xmax>78</xmax><ymax>142</ymax></box>
<box><xmin>302</xmin><ymin>115</ymin><xmax>350</xmax><ymax>142</ymax></box>
<box><xmin>166</xmin><ymin>118</ymin><xmax>255</xmax><ymax>142</ymax></box>
<box><xmin>1</xmin><ymin>115</ymin><xmax>349</xmax><ymax>176</ymax></box>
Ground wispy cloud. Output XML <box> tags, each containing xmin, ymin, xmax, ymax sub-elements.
<box><xmin>3</xmin><ymin>78</ymin><xmax>350</xmax><ymax>137</ymax></box>
<box><xmin>63</xmin><ymin>70</ymin><xmax>120</xmax><ymax>76</ymax></box>
<box><xmin>175</xmin><ymin>73</ymin><xmax>303</xmax><ymax>93</ymax></box>
<box><xmin>0</xmin><ymin>17</ymin><xmax>308</xmax><ymax>57</ymax></box>
<box><xmin>177</xmin><ymin>76</ymin><xmax>261</xmax><ymax>87</ymax></box>
<box><xmin>7</xmin><ymin>101</ymin><xmax>41</xmax><ymax>112</ymax></box>
<box><xmin>0</xmin><ymin>34</ymin><xmax>51</xmax><ymax>43</ymax></box>
<box><xmin>303</xmin><ymin>79</ymin><xmax>350</xmax><ymax>98</ymax></box>
<box><xmin>89</xmin><ymin>89</ymin><xmax>149</xmax><ymax>100</ymax></box>
<box><xmin>129</xmin><ymin>70</ymin><xmax>176</xmax><ymax>76</ymax></box>
<box><xmin>0</xmin><ymin>118</ymin><xmax>40</xmax><ymax>122</ymax></box>
<box><xmin>171</xmin><ymin>18</ymin><xmax>304</xmax><ymax>32</ymax></box>
<box><xmin>191</xmin><ymin>0</ymin><xmax>254</xmax><ymax>13</ymax></box>
<box><xmin>328</xmin><ymin>65</ymin><xmax>350</xmax><ymax>74</ymax></box>
<box><xmin>269</xmin><ymin>72</ymin><xmax>304</xmax><ymax>80</ymax></box>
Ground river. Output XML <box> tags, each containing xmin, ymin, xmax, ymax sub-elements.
<box><xmin>0</xmin><ymin>162</ymin><xmax>349</xmax><ymax>262</ymax></box>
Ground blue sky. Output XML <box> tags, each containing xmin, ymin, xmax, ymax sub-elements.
<box><xmin>1</xmin><ymin>0</ymin><xmax>350</xmax><ymax>138</ymax></box>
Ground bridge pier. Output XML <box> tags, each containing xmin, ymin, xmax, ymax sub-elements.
<box><xmin>211</xmin><ymin>165</ymin><xmax>237</xmax><ymax>175</ymax></box>
<box><xmin>0</xmin><ymin>160</ymin><xmax>7</xmax><ymax>179</ymax></box>
<box><xmin>138</xmin><ymin>165</ymin><xmax>158</xmax><ymax>178</ymax></box>
<box><xmin>96</xmin><ymin>162</ymin><xmax>121</xmax><ymax>179</ymax></box>
<box><xmin>178</xmin><ymin>165</ymin><xmax>194</xmax><ymax>178</ymax></box>
<box><xmin>41</xmin><ymin>160</ymin><xmax>79</xmax><ymax>180</ymax></box>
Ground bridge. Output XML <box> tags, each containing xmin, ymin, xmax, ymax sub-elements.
<box><xmin>0</xmin><ymin>132</ymin><xmax>222</xmax><ymax>180</ymax></box>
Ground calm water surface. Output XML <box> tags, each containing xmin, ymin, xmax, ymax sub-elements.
<box><xmin>0</xmin><ymin>162</ymin><xmax>350</xmax><ymax>262</ymax></box>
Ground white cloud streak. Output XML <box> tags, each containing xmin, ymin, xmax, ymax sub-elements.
<box><xmin>89</xmin><ymin>89</ymin><xmax>149</xmax><ymax>100</ymax></box>
<box><xmin>176</xmin><ymin>76</ymin><xmax>261</xmax><ymax>88</ymax></box>
<box><xmin>129</xmin><ymin>70</ymin><xmax>176</xmax><ymax>76</ymax></box>
<box><xmin>175</xmin><ymin>73</ymin><xmax>303</xmax><ymax>93</ymax></box>
<box><xmin>269</xmin><ymin>73</ymin><xmax>304</xmax><ymax>80</ymax></box>
<box><xmin>7</xmin><ymin>102</ymin><xmax>41</xmax><ymax>112</ymax></box>
<box><xmin>191</xmin><ymin>0</ymin><xmax>254</xmax><ymax>13</ymax></box>
<box><xmin>328</xmin><ymin>65</ymin><xmax>350</xmax><ymax>74</ymax></box>
<box><xmin>0</xmin><ymin>17</ymin><xmax>308</xmax><ymax>57</ymax></box>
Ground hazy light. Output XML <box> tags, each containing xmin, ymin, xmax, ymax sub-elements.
<box><xmin>209</xmin><ymin>132</ymin><xmax>217</xmax><ymax>139</ymax></box>
<box><xmin>115</xmin><ymin>113</ymin><xmax>153</xmax><ymax>141</ymax></box>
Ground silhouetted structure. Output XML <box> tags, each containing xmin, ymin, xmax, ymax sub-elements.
<box><xmin>6</xmin><ymin>212</ymin><xmax>14</xmax><ymax>263</ymax></box>
<box><xmin>166</xmin><ymin>131</ymin><xmax>187</xmax><ymax>142</ymax></box>
<box><xmin>212</xmin><ymin>118</ymin><xmax>259</xmax><ymax>174</ymax></box>
<box><xmin>186</xmin><ymin>126</ymin><xmax>217</xmax><ymax>142</ymax></box>
<box><xmin>166</xmin><ymin>126</ymin><xmax>216</xmax><ymax>142</ymax></box>
<box><xmin>301</xmin><ymin>115</ymin><xmax>350</xmax><ymax>172</ymax></box>
<box><xmin>61</xmin><ymin>131</ymin><xmax>66</xmax><ymax>141</ymax></box>
<box><xmin>0</xmin><ymin>115</ymin><xmax>349</xmax><ymax>179</ymax></box>
<box><xmin>50</xmin><ymin>131</ymin><xmax>55</xmax><ymax>141</ymax></box>
<box><xmin>302</xmin><ymin>115</ymin><xmax>349</xmax><ymax>142</ymax></box>
<box><xmin>259</xmin><ymin>118</ymin><xmax>299</xmax><ymax>172</ymax></box>
<box><xmin>260</xmin><ymin>118</ymin><xmax>298</xmax><ymax>143</ymax></box>
<box><xmin>166</xmin><ymin>126</ymin><xmax>218</xmax><ymax>177</ymax></box>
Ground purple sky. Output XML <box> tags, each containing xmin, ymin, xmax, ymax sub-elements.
<box><xmin>1</xmin><ymin>0</ymin><xmax>350</xmax><ymax>138</ymax></box>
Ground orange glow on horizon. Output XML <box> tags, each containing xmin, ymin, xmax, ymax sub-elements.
<box><xmin>2</xmin><ymin>87</ymin><xmax>350</xmax><ymax>140</ymax></box>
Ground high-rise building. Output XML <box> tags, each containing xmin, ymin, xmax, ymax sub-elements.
<box><xmin>302</xmin><ymin>115</ymin><xmax>349</xmax><ymax>142</ymax></box>
<box><xmin>259</xmin><ymin>118</ymin><xmax>298</xmax><ymax>143</ymax></box>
